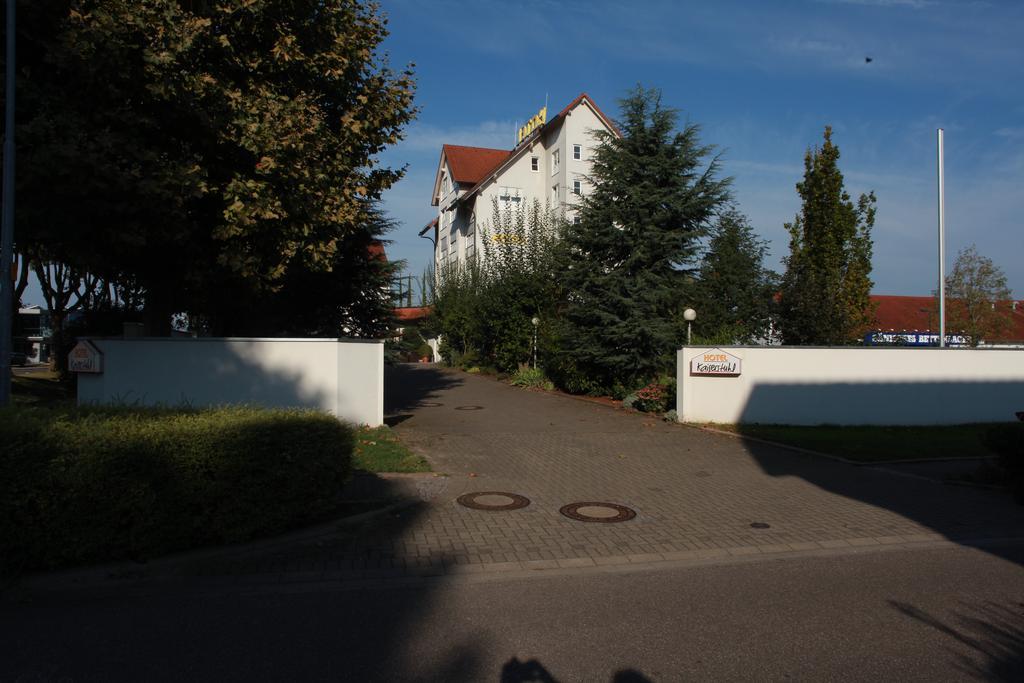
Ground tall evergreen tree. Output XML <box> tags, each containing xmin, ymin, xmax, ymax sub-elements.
<box><xmin>779</xmin><ymin>127</ymin><xmax>875</xmax><ymax>345</ymax></box>
<box><xmin>696</xmin><ymin>209</ymin><xmax>778</xmax><ymax>344</ymax></box>
<box><xmin>559</xmin><ymin>86</ymin><xmax>731</xmax><ymax>390</ymax></box>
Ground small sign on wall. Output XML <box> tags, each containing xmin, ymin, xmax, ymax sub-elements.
<box><xmin>68</xmin><ymin>340</ymin><xmax>103</xmax><ymax>374</ymax></box>
<box><xmin>690</xmin><ymin>348</ymin><xmax>741</xmax><ymax>377</ymax></box>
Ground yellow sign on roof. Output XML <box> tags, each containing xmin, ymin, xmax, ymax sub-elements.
<box><xmin>517</xmin><ymin>106</ymin><xmax>547</xmax><ymax>145</ymax></box>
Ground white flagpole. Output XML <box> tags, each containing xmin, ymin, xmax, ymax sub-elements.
<box><xmin>937</xmin><ymin>128</ymin><xmax>946</xmax><ymax>348</ymax></box>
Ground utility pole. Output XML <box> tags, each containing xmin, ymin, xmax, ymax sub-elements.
<box><xmin>0</xmin><ymin>0</ymin><xmax>16</xmax><ymax>406</ymax></box>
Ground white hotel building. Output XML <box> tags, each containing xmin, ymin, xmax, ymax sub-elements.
<box><xmin>420</xmin><ymin>93</ymin><xmax>619</xmax><ymax>268</ymax></box>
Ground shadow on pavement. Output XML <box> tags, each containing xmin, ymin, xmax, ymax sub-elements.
<box><xmin>500</xmin><ymin>658</ymin><xmax>653</xmax><ymax>682</ymax></box>
<box><xmin>890</xmin><ymin>599</ymin><xmax>1024</xmax><ymax>680</ymax></box>
<box><xmin>0</xmin><ymin>481</ymin><xmax>472</xmax><ymax>680</ymax></box>
<box><xmin>735</xmin><ymin>381</ymin><xmax>1024</xmax><ymax>568</ymax></box>
<box><xmin>385</xmin><ymin>362</ymin><xmax>464</xmax><ymax>415</ymax></box>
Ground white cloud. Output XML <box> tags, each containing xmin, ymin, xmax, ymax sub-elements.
<box><xmin>996</xmin><ymin>127</ymin><xmax>1024</xmax><ymax>139</ymax></box>
<box><xmin>817</xmin><ymin>0</ymin><xmax>935</xmax><ymax>8</ymax></box>
<box><xmin>397</xmin><ymin>119</ymin><xmax>516</xmax><ymax>153</ymax></box>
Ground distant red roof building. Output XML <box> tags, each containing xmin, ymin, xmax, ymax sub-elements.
<box><xmin>395</xmin><ymin>306</ymin><xmax>432</xmax><ymax>322</ymax></box>
<box><xmin>870</xmin><ymin>294</ymin><xmax>1024</xmax><ymax>344</ymax></box>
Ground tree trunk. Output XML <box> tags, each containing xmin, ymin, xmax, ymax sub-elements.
<box><xmin>143</xmin><ymin>286</ymin><xmax>174</xmax><ymax>336</ymax></box>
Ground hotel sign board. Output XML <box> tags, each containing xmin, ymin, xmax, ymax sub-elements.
<box><xmin>690</xmin><ymin>348</ymin><xmax>741</xmax><ymax>377</ymax></box>
<box><xmin>516</xmin><ymin>106</ymin><xmax>547</xmax><ymax>144</ymax></box>
<box><xmin>68</xmin><ymin>340</ymin><xmax>103</xmax><ymax>374</ymax></box>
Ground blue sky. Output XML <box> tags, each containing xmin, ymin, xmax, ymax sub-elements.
<box><xmin>376</xmin><ymin>0</ymin><xmax>1024</xmax><ymax>297</ymax></box>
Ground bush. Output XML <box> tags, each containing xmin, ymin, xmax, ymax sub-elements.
<box><xmin>0</xmin><ymin>405</ymin><xmax>354</xmax><ymax>575</ymax></box>
<box><xmin>632</xmin><ymin>382</ymin><xmax>668</xmax><ymax>413</ymax></box>
<box><xmin>510</xmin><ymin>367</ymin><xmax>554</xmax><ymax>391</ymax></box>
<box><xmin>984</xmin><ymin>423</ymin><xmax>1024</xmax><ymax>502</ymax></box>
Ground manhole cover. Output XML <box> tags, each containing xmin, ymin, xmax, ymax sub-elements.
<box><xmin>560</xmin><ymin>502</ymin><xmax>636</xmax><ymax>523</ymax></box>
<box><xmin>750</xmin><ymin>522</ymin><xmax>771</xmax><ymax>529</ymax></box>
<box><xmin>457</xmin><ymin>491</ymin><xmax>530</xmax><ymax>511</ymax></box>
<box><xmin>455</xmin><ymin>405</ymin><xmax>484</xmax><ymax>411</ymax></box>
<box><xmin>419</xmin><ymin>401</ymin><xmax>443</xmax><ymax>407</ymax></box>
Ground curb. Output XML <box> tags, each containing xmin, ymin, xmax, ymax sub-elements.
<box><xmin>12</xmin><ymin>534</ymin><xmax>1024</xmax><ymax>603</ymax></box>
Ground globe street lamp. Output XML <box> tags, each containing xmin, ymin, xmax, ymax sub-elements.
<box><xmin>683</xmin><ymin>308</ymin><xmax>697</xmax><ymax>346</ymax></box>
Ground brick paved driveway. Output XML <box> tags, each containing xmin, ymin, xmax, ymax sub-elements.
<box><xmin>199</xmin><ymin>364</ymin><xmax>1024</xmax><ymax>580</ymax></box>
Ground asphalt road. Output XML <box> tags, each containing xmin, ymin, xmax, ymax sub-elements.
<box><xmin>5</xmin><ymin>544</ymin><xmax>1024</xmax><ymax>681</ymax></box>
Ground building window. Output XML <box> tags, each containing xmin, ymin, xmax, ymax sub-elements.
<box><xmin>466</xmin><ymin>241</ymin><xmax>476</xmax><ymax>260</ymax></box>
<box><xmin>572</xmin><ymin>179</ymin><xmax>582</xmax><ymax>195</ymax></box>
<box><xmin>551</xmin><ymin>149</ymin><xmax>560</xmax><ymax>175</ymax></box>
<box><xmin>573</xmin><ymin>214</ymin><xmax>582</xmax><ymax>225</ymax></box>
<box><xmin>531</xmin><ymin>156</ymin><xmax>539</xmax><ymax>172</ymax></box>
<box><xmin>573</xmin><ymin>144</ymin><xmax>582</xmax><ymax>160</ymax></box>
<box><xmin>440</xmin><ymin>236</ymin><xmax>448</xmax><ymax>257</ymax></box>
<box><xmin>552</xmin><ymin>184</ymin><xmax>560</xmax><ymax>208</ymax></box>
<box><xmin>499</xmin><ymin>186</ymin><xmax>522</xmax><ymax>211</ymax></box>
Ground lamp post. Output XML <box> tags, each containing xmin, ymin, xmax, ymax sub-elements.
<box><xmin>683</xmin><ymin>308</ymin><xmax>697</xmax><ymax>346</ymax></box>
<box><xmin>531</xmin><ymin>316</ymin><xmax>539</xmax><ymax>370</ymax></box>
<box><xmin>0</xmin><ymin>0</ymin><xmax>16</xmax><ymax>407</ymax></box>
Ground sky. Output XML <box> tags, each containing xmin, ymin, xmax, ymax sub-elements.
<box><xmin>374</xmin><ymin>0</ymin><xmax>1024</xmax><ymax>298</ymax></box>
<box><xmin>16</xmin><ymin>0</ymin><xmax>1023</xmax><ymax>307</ymax></box>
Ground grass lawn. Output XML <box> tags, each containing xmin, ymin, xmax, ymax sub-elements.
<box><xmin>354</xmin><ymin>425</ymin><xmax>430</xmax><ymax>473</ymax></box>
<box><xmin>706</xmin><ymin>423</ymin><xmax>1006</xmax><ymax>463</ymax></box>
<box><xmin>12</xmin><ymin>369</ymin><xmax>74</xmax><ymax>407</ymax></box>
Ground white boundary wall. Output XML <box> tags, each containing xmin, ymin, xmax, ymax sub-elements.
<box><xmin>677</xmin><ymin>346</ymin><xmax>1024</xmax><ymax>425</ymax></box>
<box><xmin>77</xmin><ymin>338</ymin><xmax>384</xmax><ymax>426</ymax></box>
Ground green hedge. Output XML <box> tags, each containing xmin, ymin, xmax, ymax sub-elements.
<box><xmin>0</xmin><ymin>406</ymin><xmax>354</xmax><ymax>576</ymax></box>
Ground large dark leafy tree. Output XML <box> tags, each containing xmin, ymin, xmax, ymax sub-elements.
<box><xmin>8</xmin><ymin>0</ymin><xmax>415</xmax><ymax>334</ymax></box>
<box><xmin>559</xmin><ymin>86</ymin><xmax>731</xmax><ymax>390</ymax></box>
<box><xmin>221</xmin><ymin>201</ymin><xmax>401</xmax><ymax>338</ymax></box>
<box><xmin>778</xmin><ymin>127</ymin><xmax>875</xmax><ymax>345</ymax></box>
<box><xmin>696</xmin><ymin>208</ymin><xmax>778</xmax><ymax>344</ymax></box>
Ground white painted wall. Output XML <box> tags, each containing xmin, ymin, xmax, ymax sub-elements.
<box><xmin>677</xmin><ymin>346</ymin><xmax>1024</xmax><ymax>425</ymax></box>
<box><xmin>77</xmin><ymin>338</ymin><xmax>384</xmax><ymax>426</ymax></box>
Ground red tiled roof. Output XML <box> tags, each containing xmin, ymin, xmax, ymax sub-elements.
<box><xmin>871</xmin><ymin>294</ymin><xmax>1024</xmax><ymax>341</ymax></box>
<box><xmin>395</xmin><ymin>306</ymin><xmax>432</xmax><ymax>322</ymax></box>
<box><xmin>443</xmin><ymin>145</ymin><xmax>511</xmax><ymax>186</ymax></box>
<box><xmin>871</xmin><ymin>295</ymin><xmax>935</xmax><ymax>332</ymax></box>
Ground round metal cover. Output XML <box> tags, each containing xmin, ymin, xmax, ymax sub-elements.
<box><xmin>455</xmin><ymin>405</ymin><xmax>484</xmax><ymax>411</ymax></box>
<box><xmin>419</xmin><ymin>402</ymin><xmax>443</xmax><ymax>407</ymax></box>
<box><xmin>457</xmin><ymin>491</ymin><xmax>531</xmax><ymax>511</ymax></box>
<box><xmin>560</xmin><ymin>502</ymin><xmax>636</xmax><ymax>523</ymax></box>
<box><xmin>750</xmin><ymin>522</ymin><xmax>771</xmax><ymax>529</ymax></box>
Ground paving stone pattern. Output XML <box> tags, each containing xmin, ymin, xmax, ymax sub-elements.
<box><xmin>205</xmin><ymin>365</ymin><xmax>1024</xmax><ymax>580</ymax></box>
